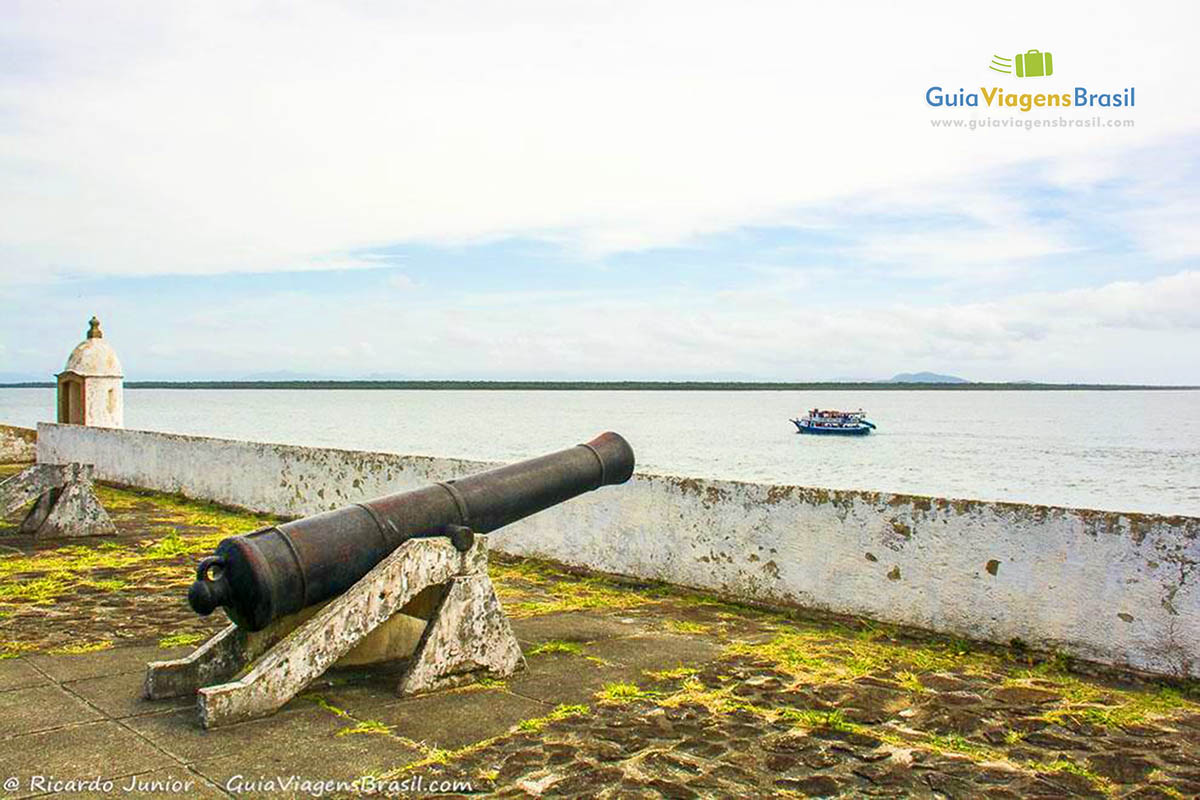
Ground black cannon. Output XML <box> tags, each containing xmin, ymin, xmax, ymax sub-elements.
<box><xmin>188</xmin><ymin>432</ymin><xmax>635</xmax><ymax>631</ymax></box>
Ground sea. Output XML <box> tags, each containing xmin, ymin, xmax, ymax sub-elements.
<box><xmin>1</xmin><ymin>388</ymin><xmax>1197</xmax><ymax>516</ymax></box>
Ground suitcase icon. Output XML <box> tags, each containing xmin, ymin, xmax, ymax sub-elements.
<box><xmin>1015</xmin><ymin>50</ymin><xmax>1053</xmax><ymax>78</ymax></box>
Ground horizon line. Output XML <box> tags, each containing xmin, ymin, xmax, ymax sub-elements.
<box><xmin>1</xmin><ymin>380</ymin><xmax>1197</xmax><ymax>391</ymax></box>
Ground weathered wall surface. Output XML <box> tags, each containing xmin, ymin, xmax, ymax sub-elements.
<box><xmin>0</xmin><ymin>424</ymin><xmax>37</xmax><ymax>463</ymax></box>
<box><xmin>81</xmin><ymin>376</ymin><xmax>124</xmax><ymax>429</ymax></box>
<box><xmin>38</xmin><ymin>422</ymin><xmax>1200</xmax><ymax>679</ymax></box>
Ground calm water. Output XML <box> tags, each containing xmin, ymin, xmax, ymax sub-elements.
<box><xmin>2</xmin><ymin>388</ymin><xmax>1198</xmax><ymax>516</ymax></box>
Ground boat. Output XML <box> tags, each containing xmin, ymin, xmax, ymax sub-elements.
<box><xmin>790</xmin><ymin>408</ymin><xmax>876</xmax><ymax>436</ymax></box>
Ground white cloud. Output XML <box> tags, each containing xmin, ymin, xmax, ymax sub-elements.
<box><xmin>1</xmin><ymin>0</ymin><xmax>1197</xmax><ymax>280</ymax></box>
<box><xmin>8</xmin><ymin>268</ymin><xmax>1191</xmax><ymax>383</ymax></box>
<box><xmin>851</xmin><ymin>227</ymin><xmax>1077</xmax><ymax>279</ymax></box>
<box><xmin>387</xmin><ymin>273</ymin><xmax>416</xmax><ymax>290</ymax></box>
<box><xmin>3</xmin><ymin>2</ymin><xmax>1196</xmax><ymax>384</ymax></box>
<box><xmin>1047</xmin><ymin>271</ymin><xmax>1200</xmax><ymax>330</ymax></box>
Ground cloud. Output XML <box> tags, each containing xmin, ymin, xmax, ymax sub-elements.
<box><xmin>1048</xmin><ymin>271</ymin><xmax>1200</xmax><ymax>330</ymax></box>
<box><xmin>2</xmin><ymin>2</ymin><xmax>1197</xmax><ymax>384</ymax></box>
<box><xmin>387</xmin><ymin>273</ymin><xmax>416</xmax><ymax>290</ymax></box>
<box><xmin>850</xmin><ymin>227</ymin><xmax>1077</xmax><ymax>280</ymax></box>
<box><xmin>7</xmin><ymin>268</ymin><xmax>1194</xmax><ymax>383</ymax></box>
<box><xmin>1</xmin><ymin>0</ymin><xmax>1197</xmax><ymax>281</ymax></box>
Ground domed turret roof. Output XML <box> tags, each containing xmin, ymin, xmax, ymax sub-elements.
<box><xmin>61</xmin><ymin>316</ymin><xmax>123</xmax><ymax>377</ymax></box>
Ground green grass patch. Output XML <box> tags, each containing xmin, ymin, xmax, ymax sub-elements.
<box><xmin>0</xmin><ymin>574</ymin><xmax>72</xmax><ymax>604</ymax></box>
<box><xmin>158</xmin><ymin>631</ymin><xmax>207</xmax><ymax>649</ymax></box>
<box><xmin>98</xmin><ymin>485</ymin><xmax>276</xmax><ymax>536</ymax></box>
<box><xmin>500</xmin><ymin>575</ymin><xmax>654</xmax><ymax>618</ymax></box>
<box><xmin>1027</xmin><ymin>758</ymin><xmax>1112</xmax><ymax>793</ymax></box>
<box><xmin>336</xmin><ymin>719</ymin><xmax>391</xmax><ymax>736</ymax></box>
<box><xmin>0</xmin><ymin>485</ymin><xmax>281</xmax><ymax>607</ymax></box>
<box><xmin>489</xmin><ymin>558</ymin><xmax>563</xmax><ymax>585</ymax></box>
<box><xmin>91</xmin><ymin>485</ymin><xmax>146</xmax><ymax>512</ymax></box>
<box><xmin>924</xmin><ymin>732</ymin><xmax>1002</xmax><ymax>760</ymax></box>
<box><xmin>48</xmin><ymin>640</ymin><xmax>113</xmax><ymax>655</ymax></box>
<box><xmin>1010</xmin><ymin>672</ymin><xmax>1200</xmax><ymax>730</ymax></box>
<box><xmin>647</xmin><ymin>665</ymin><xmax>699</xmax><ymax>681</ymax></box>
<box><xmin>779</xmin><ymin>708</ymin><xmax>853</xmax><ymax>731</ymax></box>
<box><xmin>896</xmin><ymin>670</ymin><xmax>927</xmax><ymax>693</ymax></box>
<box><xmin>0</xmin><ymin>640</ymin><xmax>37</xmax><ymax>659</ymax></box>
<box><xmin>528</xmin><ymin>640</ymin><xmax>584</xmax><ymax>656</ymax></box>
<box><xmin>1043</xmin><ymin>684</ymin><xmax>1197</xmax><ymax>728</ymax></box>
<box><xmin>667</xmin><ymin>588</ymin><xmax>762</xmax><ymax>616</ymax></box>
<box><xmin>302</xmin><ymin>693</ymin><xmax>350</xmax><ymax>718</ymax></box>
<box><xmin>726</xmin><ymin>625</ymin><xmax>995</xmax><ymax>685</ymax></box>
<box><xmin>657</xmin><ymin>677</ymin><xmax>759</xmax><ymax>715</ymax></box>
<box><xmin>516</xmin><ymin>703</ymin><xmax>590</xmax><ymax>732</ymax></box>
<box><xmin>142</xmin><ymin>531</ymin><xmax>198</xmax><ymax>559</ymax></box>
<box><xmin>666</xmin><ymin>619</ymin><xmax>710</xmax><ymax>634</ymax></box>
<box><xmin>597</xmin><ymin>682</ymin><xmax>655</xmax><ymax>704</ymax></box>
<box><xmin>490</xmin><ymin>556</ymin><xmax>657</xmax><ymax>619</ymax></box>
<box><xmin>81</xmin><ymin>578</ymin><xmax>128</xmax><ymax>592</ymax></box>
<box><xmin>381</xmin><ymin>735</ymin><xmax>505</xmax><ymax>778</ymax></box>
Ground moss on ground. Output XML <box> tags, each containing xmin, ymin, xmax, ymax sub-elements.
<box><xmin>157</xmin><ymin>631</ymin><xmax>208</xmax><ymax>648</ymax></box>
<box><xmin>655</xmin><ymin>675</ymin><xmax>757</xmax><ymax>715</ymax></box>
<box><xmin>0</xmin><ymin>640</ymin><xmax>37</xmax><ymax>659</ymax></box>
<box><xmin>527</xmin><ymin>640</ymin><xmax>584</xmax><ymax>657</ymax></box>
<box><xmin>0</xmin><ymin>482</ymin><xmax>281</xmax><ymax>652</ymax></box>
<box><xmin>305</xmin><ymin>688</ymin><xmax>502</xmax><ymax>778</ymax></box>
<box><xmin>91</xmin><ymin>484</ymin><xmax>278</xmax><ymax>533</ymax></box>
<box><xmin>1030</xmin><ymin>758</ymin><xmax>1112</xmax><ymax>788</ymax></box>
<box><xmin>562</xmin><ymin>611</ymin><xmax>1200</xmax><ymax>800</ymax></box>
<box><xmin>596</xmin><ymin>681</ymin><xmax>657</xmax><ymax>705</ymax></box>
<box><xmin>1031</xmin><ymin>674</ymin><xmax>1200</xmax><ymax>729</ymax></box>
<box><xmin>0</xmin><ymin>484</ymin><xmax>276</xmax><ymax>605</ymax></box>
<box><xmin>0</xmin><ymin>463</ymin><xmax>29</xmax><ymax>479</ymax></box>
<box><xmin>665</xmin><ymin>619</ymin><xmax>711</xmax><ymax>634</ymax></box>
<box><xmin>723</xmin><ymin>623</ymin><xmax>995</xmax><ymax>685</ymax></box>
<box><xmin>585</xmin><ymin>670</ymin><xmax>1126</xmax><ymax>795</ymax></box>
<box><xmin>490</xmin><ymin>559</ymin><xmax>655</xmax><ymax>618</ymax></box>
<box><xmin>516</xmin><ymin>704</ymin><xmax>590</xmax><ymax>732</ymax></box>
<box><xmin>647</xmin><ymin>665</ymin><xmax>699</xmax><ymax>681</ymax></box>
<box><xmin>48</xmin><ymin>639</ymin><xmax>113</xmax><ymax>655</ymax></box>
<box><xmin>335</xmin><ymin>719</ymin><xmax>392</xmax><ymax>737</ymax></box>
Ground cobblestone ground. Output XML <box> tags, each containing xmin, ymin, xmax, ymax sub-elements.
<box><xmin>2</xmin><ymin>465</ymin><xmax>1198</xmax><ymax>799</ymax></box>
<box><xmin>422</xmin><ymin>654</ymin><xmax>1200</xmax><ymax>799</ymax></box>
<box><xmin>0</xmin><ymin>464</ymin><xmax>275</xmax><ymax>652</ymax></box>
<box><xmin>381</xmin><ymin>550</ymin><xmax>1200</xmax><ymax>799</ymax></box>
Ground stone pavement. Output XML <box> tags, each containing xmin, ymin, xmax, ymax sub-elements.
<box><xmin>0</xmin><ymin>622</ymin><xmax>716</xmax><ymax>799</ymax></box>
<box><xmin>2</xmin><ymin>466</ymin><xmax>1200</xmax><ymax>798</ymax></box>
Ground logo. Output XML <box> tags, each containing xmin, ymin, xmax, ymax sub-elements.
<box><xmin>926</xmin><ymin>49</ymin><xmax>1135</xmax><ymax>114</ymax></box>
<box><xmin>990</xmin><ymin>50</ymin><xmax>1054</xmax><ymax>78</ymax></box>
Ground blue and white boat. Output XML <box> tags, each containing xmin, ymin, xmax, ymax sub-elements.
<box><xmin>790</xmin><ymin>409</ymin><xmax>876</xmax><ymax>436</ymax></box>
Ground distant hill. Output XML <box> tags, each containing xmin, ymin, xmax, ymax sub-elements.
<box><xmin>887</xmin><ymin>372</ymin><xmax>969</xmax><ymax>384</ymax></box>
<box><xmin>241</xmin><ymin>370</ymin><xmax>336</xmax><ymax>381</ymax></box>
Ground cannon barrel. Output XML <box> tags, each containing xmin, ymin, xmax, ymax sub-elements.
<box><xmin>188</xmin><ymin>432</ymin><xmax>635</xmax><ymax>631</ymax></box>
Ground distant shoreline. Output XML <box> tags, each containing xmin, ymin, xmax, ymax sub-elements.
<box><xmin>1</xmin><ymin>380</ymin><xmax>1196</xmax><ymax>391</ymax></box>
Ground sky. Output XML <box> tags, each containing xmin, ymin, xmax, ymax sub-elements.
<box><xmin>1</xmin><ymin>1</ymin><xmax>1198</xmax><ymax>382</ymax></box>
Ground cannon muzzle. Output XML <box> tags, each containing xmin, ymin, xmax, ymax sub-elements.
<box><xmin>188</xmin><ymin>432</ymin><xmax>635</xmax><ymax>630</ymax></box>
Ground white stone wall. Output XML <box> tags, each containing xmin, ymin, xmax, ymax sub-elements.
<box><xmin>0</xmin><ymin>424</ymin><xmax>37</xmax><ymax>463</ymax></box>
<box><xmin>83</xmin><ymin>375</ymin><xmax>124</xmax><ymax>428</ymax></box>
<box><xmin>36</xmin><ymin>422</ymin><xmax>1200</xmax><ymax>679</ymax></box>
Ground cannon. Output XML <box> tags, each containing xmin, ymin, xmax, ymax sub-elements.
<box><xmin>187</xmin><ymin>432</ymin><xmax>635</xmax><ymax>631</ymax></box>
